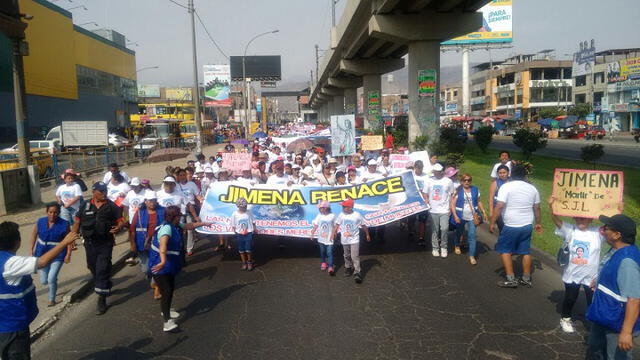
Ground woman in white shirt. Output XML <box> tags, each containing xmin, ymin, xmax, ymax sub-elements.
<box><xmin>107</xmin><ymin>174</ymin><xmax>131</xmax><ymax>205</ymax></box>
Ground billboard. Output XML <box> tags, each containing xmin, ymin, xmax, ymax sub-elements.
<box><xmin>165</xmin><ymin>87</ymin><xmax>192</xmax><ymax>101</ymax></box>
<box><xmin>572</xmin><ymin>40</ymin><xmax>596</xmax><ymax>77</ymax></box>
<box><xmin>230</xmin><ymin>56</ymin><xmax>281</xmax><ymax>81</ymax></box>
<box><xmin>609</xmin><ymin>57</ymin><xmax>640</xmax><ymax>83</ymax></box>
<box><xmin>203</xmin><ymin>64</ymin><xmax>232</xmax><ymax>107</ymax></box>
<box><xmin>441</xmin><ymin>0</ymin><xmax>512</xmax><ymax>45</ymax></box>
<box><xmin>137</xmin><ymin>84</ymin><xmax>160</xmax><ymax>98</ymax></box>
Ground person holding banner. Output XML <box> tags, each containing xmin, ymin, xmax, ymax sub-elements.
<box><xmin>547</xmin><ymin>196</ymin><xmax>603</xmax><ymax>334</ymax></box>
<box><xmin>317</xmin><ymin>165</ymin><xmax>336</xmax><ymax>186</ymax></box>
<box><xmin>347</xmin><ymin>166</ymin><xmax>360</xmax><ymax>185</ymax></box>
<box><xmin>333</xmin><ymin>198</ymin><xmax>370</xmax><ymax>284</ymax></box>
<box><xmin>310</xmin><ymin>201</ymin><xmax>336</xmax><ymax>276</ymax></box>
<box><xmin>267</xmin><ymin>163</ymin><xmax>288</xmax><ymax>185</ymax></box>
<box><xmin>360</xmin><ymin>159</ymin><xmax>384</xmax><ymax>183</ymax></box>
<box><xmin>586</xmin><ymin>214</ymin><xmax>639</xmax><ymax>359</ymax></box>
<box><xmin>407</xmin><ymin>160</ymin><xmax>430</xmax><ymax>246</ymax></box>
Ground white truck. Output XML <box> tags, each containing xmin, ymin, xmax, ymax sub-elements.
<box><xmin>45</xmin><ymin>121</ymin><xmax>109</xmax><ymax>150</ymax></box>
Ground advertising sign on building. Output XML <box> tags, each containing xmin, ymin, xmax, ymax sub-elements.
<box><xmin>620</xmin><ymin>57</ymin><xmax>640</xmax><ymax>81</ymax></box>
<box><xmin>418</xmin><ymin>69</ymin><xmax>437</xmax><ymax>97</ymax></box>
<box><xmin>607</xmin><ymin>61</ymin><xmax>623</xmax><ymax>83</ymax></box>
<box><xmin>166</xmin><ymin>88</ymin><xmax>193</xmax><ymax>101</ymax></box>
<box><xmin>572</xmin><ymin>40</ymin><xmax>596</xmax><ymax>77</ymax></box>
<box><xmin>441</xmin><ymin>0</ymin><xmax>512</xmax><ymax>45</ymax></box>
<box><xmin>445</xmin><ymin>103</ymin><xmax>458</xmax><ymax>112</ymax></box>
<box><xmin>203</xmin><ymin>64</ymin><xmax>232</xmax><ymax>107</ymax></box>
<box><xmin>137</xmin><ymin>84</ymin><xmax>160</xmax><ymax>98</ymax></box>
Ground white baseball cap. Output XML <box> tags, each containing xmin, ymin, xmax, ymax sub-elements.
<box><xmin>129</xmin><ymin>177</ymin><xmax>141</xmax><ymax>186</ymax></box>
<box><xmin>144</xmin><ymin>190</ymin><xmax>157</xmax><ymax>200</ymax></box>
<box><xmin>367</xmin><ymin>159</ymin><xmax>377</xmax><ymax>166</ymax></box>
<box><xmin>204</xmin><ymin>167</ymin><xmax>214</xmax><ymax>174</ymax></box>
<box><xmin>432</xmin><ymin>163</ymin><xmax>444</xmax><ymax>172</ymax></box>
<box><xmin>163</xmin><ymin>176</ymin><xmax>176</xmax><ymax>183</ymax></box>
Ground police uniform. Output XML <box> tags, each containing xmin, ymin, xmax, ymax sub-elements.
<box><xmin>76</xmin><ymin>197</ymin><xmax>122</xmax><ymax>296</ymax></box>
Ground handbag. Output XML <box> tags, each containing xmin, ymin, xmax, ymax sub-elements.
<box><xmin>465</xmin><ymin>191</ymin><xmax>483</xmax><ymax>226</ymax></box>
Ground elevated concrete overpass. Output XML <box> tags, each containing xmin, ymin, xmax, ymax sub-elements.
<box><xmin>310</xmin><ymin>0</ymin><xmax>488</xmax><ymax>144</ymax></box>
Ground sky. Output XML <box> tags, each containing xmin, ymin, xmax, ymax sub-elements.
<box><xmin>64</xmin><ymin>0</ymin><xmax>640</xmax><ymax>87</ymax></box>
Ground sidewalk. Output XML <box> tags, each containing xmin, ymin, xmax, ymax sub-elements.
<box><xmin>2</xmin><ymin>143</ymin><xmax>225</xmax><ymax>338</ymax></box>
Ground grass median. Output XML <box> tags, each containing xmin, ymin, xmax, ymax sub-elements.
<box><xmin>459</xmin><ymin>143</ymin><xmax>640</xmax><ymax>256</ymax></box>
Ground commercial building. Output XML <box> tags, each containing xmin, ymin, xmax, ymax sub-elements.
<box><xmin>0</xmin><ymin>0</ymin><xmax>137</xmax><ymax>144</ymax></box>
<box><xmin>440</xmin><ymin>84</ymin><xmax>461</xmax><ymax>115</ymax></box>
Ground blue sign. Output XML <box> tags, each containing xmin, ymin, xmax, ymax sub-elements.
<box><xmin>197</xmin><ymin>171</ymin><xmax>429</xmax><ymax>237</ymax></box>
<box><xmin>515</xmin><ymin>110</ymin><xmax>522</xmax><ymax>119</ymax></box>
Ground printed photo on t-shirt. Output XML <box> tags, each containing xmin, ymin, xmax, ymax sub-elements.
<box><xmin>319</xmin><ymin>222</ymin><xmax>331</xmax><ymax>239</ymax></box>
<box><xmin>571</xmin><ymin>240</ymin><xmax>590</xmax><ymax>265</ymax></box>
<box><xmin>432</xmin><ymin>185</ymin><xmax>443</xmax><ymax>201</ymax></box>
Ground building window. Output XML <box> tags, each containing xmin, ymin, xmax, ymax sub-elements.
<box><xmin>594</xmin><ymin>72</ymin><xmax>605</xmax><ymax>84</ymax></box>
<box><xmin>453</xmin><ymin>90</ymin><xmax>458</xmax><ymax>97</ymax></box>
<box><xmin>562</xmin><ymin>68</ymin><xmax>572</xmax><ymax>79</ymax></box>
<box><xmin>575</xmin><ymin>94</ymin><xmax>586</xmax><ymax>104</ymax></box>
<box><xmin>575</xmin><ymin>75</ymin><xmax>587</xmax><ymax>87</ymax></box>
<box><xmin>530</xmin><ymin>69</ymin><xmax>543</xmax><ymax>80</ymax></box>
<box><xmin>543</xmin><ymin>68</ymin><xmax>560</xmax><ymax>80</ymax></box>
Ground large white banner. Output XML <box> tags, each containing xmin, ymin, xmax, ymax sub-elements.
<box><xmin>572</xmin><ymin>40</ymin><xmax>596</xmax><ymax>77</ymax></box>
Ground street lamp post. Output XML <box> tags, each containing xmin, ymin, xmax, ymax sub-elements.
<box><xmin>188</xmin><ymin>0</ymin><xmax>203</xmax><ymax>153</ymax></box>
<box><xmin>242</xmin><ymin>30</ymin><xmax>279</xmax><ymax>139</ymax></box>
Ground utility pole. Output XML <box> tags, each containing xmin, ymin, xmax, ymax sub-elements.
<box><xmin>315</xmin><ymin>44</ymin><xmax>320</xmax><ymax>85</ymax></box>
<box><xmin>331</xmin><ymin>0</ymin><xmax>336</xmax><ymax>27</ymax></box>
<box><xmin>188</xmin><ymin>0</ymin><xmax>203</xmax><ymax>153</ymax></box>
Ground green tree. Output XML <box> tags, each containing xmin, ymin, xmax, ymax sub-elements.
<box><xmin>474</xmin><ymin>126</ymin><xmax>494</xmax><ymax>153</ymax></box>
<box><xmin>512</xmin><ymin>128</ymin><xmax>547</xmax><ymax>160</ymax></box>
<box><xmin>580</xmin><ymin>144</ymin><xmax>604</xmax><ymax>169</ymax></box>
<box><xmin>439</xmin><ymin>127</ymin><xmax>466</xmax><ymax>154</ymax></box>
<box><xmin>537</xmin><ymin>107</ymin><xmax>565</xmax><ymax>119</ymax></box>
<box><xmin>568</xmin><ymin>103</ymin><xmax>593</xmax><ymax>118</ymax></box>
<box><xmin>411</xmin><ymin>135</ymin><xmax>429</xmax><ymax>150</ymax></box>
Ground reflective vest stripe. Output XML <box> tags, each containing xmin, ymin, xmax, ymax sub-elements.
<box><xmin>597</xmin><ymin>283</ymin><xmax>628</xmax><ymax>303</ymax></box>
<box><xmin>0</xmin><ymin>284</ymin><xmax>35</xmax><ymax>300</ymax></box>
<box><xmin>37</xmin><ymin>239</ymin><xmax>60</xmax><ymax>246</ymax></box>
<box><xmin>151</xmin><ymin>244</ymin><xmax>180</xmax><ymax>256</ymax></box>
<box><xmin>135</xmin><ymin>228</ymin><xmax>146</xmax><ymax>232</ymax></box>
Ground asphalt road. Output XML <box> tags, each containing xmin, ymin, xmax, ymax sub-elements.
<box><xmin>32</xmin><ymin>223</ymin><xmax>601</xmax><ymax>360</ymax></box>
<box><xmin>490</xmin><ymin>136</ymin><xmax>640</xmax><ymax>169</ymax></box>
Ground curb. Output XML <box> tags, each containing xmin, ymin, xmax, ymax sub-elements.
<box><xmin>30</xmin><ymin>249</ymin><xmax>131</xmax><ymax>342</ymax></box>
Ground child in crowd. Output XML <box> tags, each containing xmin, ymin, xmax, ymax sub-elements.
<box><xmin>333</xmin><ymin>198</ymin><xmax>370</xmax><ymax>284</ymax></box>
<box><xmin>230</xmin><ymin>198</ymin><xmax>256</xmax><ymax>271</ymax></box>
<box><xmin>548</xmin><ymin>196</ymin><xmax>604</xmax><ymax>334</ymax></box>
<box><xmin>310</xmin><ymin>201</ymin><xmax>336</xmax><ymax>276</ymax></box>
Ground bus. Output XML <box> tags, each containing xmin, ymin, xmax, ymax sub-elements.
<box><xmin>180</xmin><ymin>120</ymin><xmax>215</xmax><ymax>144</ymax></box>
<box><xmin>130</xmin><ymin>102</ymin><xmax>195</xmax><ymax>125</ymax></box>
<box><xmin>143</xmin><ymin>119</ymin><xmax>181</xmax><ymax>142</ymax></box>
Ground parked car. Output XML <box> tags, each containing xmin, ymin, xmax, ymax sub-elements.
<box><xmin>134</xmin><ymin>137</ymin><xmax>159</xmax><ymax>157</ymax></box>
<box><xmin>108</xmin><ymin>134</ymin><xmax>130</xmax><ymax>151</ymax></box>
<box><xmin>2</xmin><ymin>140</ymin><xmax>60</xmax><ymax>154</ymax></box>
<box><xmin>0</xmin><ymin>149</ymin><xmax>54</xmax><ymax>178</ymax></box>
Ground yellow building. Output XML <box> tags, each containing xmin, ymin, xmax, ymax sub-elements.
<box><xmin>0</xmin><ymin>0</ymin><xmax>137</xmax><ymax>144</ymax></box>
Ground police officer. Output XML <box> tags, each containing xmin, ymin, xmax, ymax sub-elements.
<box><xmin>72</xmin><ymin>182</ymin><xmax>124</xmax><ymax>315</ymax></box>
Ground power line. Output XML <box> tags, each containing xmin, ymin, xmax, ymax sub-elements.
<box><xmin>167</xmin><ymin>0</ymin><xmax>188</xmax><ymax>9</ymax></box>
<box><xmin>194</xmin><ymin>10</ymin><xmax>229</xmax><ymax>60</ymax></box>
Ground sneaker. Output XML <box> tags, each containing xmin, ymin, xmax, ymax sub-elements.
<box><xmin>247</xmin><ymin>261</ymin><xmax>254</xmax><ymax>271</ymax></box>
<box><xmin>161</xmin><ymin>309</ymin><xmax>180</xmax><ymax>319</ymax></box>
<box><xmin>518</xmin><ymin>277</ymin><xmax>533</xmax><ymax>288</ymax></box>
<box><xmin>440</xmin><ymin>248</ymin><xmax>448</xmax><ymax>258</ymax></box>
<box><xmin>320</xmin><ymin>262</ymin><xmax>327</xmax><ymax>271</ymax></box>
<box><xmin>497</xmin><ymin>279</ymin><xmax>518</xmax><ymax>288</ymax></box>
<box><xmin>241</xmin><ymin>262</ymin><xmax>247</xmax><ymax>271</ymax></box>
<box><xmin>125</xmin><ymin>257</ymin><xmax>137</xmax><ymax>266</ymax></box>
<box><xmin>344</xmin><ymin>268</ymin><xmax>353</xmax><ymax>277</ymax></box>
<box><xmin>432</xmin><ymin>249</ymin><xmax>440</xmax><ymax>257</ymax></box>
<box><xmin>469</xmin><ymin>256</ymin><xmax>477</xmax><ymax>265</ymax></box>
<box><xmin>328</xmin><ymin>267</ymin><xmax>335</xmax><ymax>276</ymax></box>
<box><xmin>354</xmin><ymin>272</ymin><xmax>362</xmax><ymax>284</ymax></box>
<box><xmin>559</xmin><ymin>317</ymin><xmax>575</xmax><ymax>333</ymax></box>
<box><xmin>163</xmin><ymin>319</ymin><xmax>179</xmax><ymax>332</ymax></box>
<box><xmin>454</xmin><ymin>247</ymin><xmax>461</xmax><ymax>255</ymax></box>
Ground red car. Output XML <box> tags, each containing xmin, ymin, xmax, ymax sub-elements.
<box><xmin>585</xmin><ymin>126</ymin><xmax>606</xmax><ymax>140</ymax></box>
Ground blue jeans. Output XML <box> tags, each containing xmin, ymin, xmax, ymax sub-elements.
<box><xmin>318</xmin><ymin>243</ymin><xmax>334</xmax><ymax>267</ymax></box>
<box><xmin>454</xmin><ymin>219</ymin><xmax>477</xmax><ymax>257</ymax></box>
<box><xmin>60</xmin><ymin>206</ymin><xmax>77</xmax><ymax>225</ymax></box>
<box><xmin>588</xmin><ymin>323</ymin><xmax>636</xmax><ymax>360</ymax></box>
<box><xmin>39</xmin><ymin>260</ymin><xmax>64</xmax><ymax>302</ymax></box>
<box><xmin>236</xmin><ymin>233</ymin><xmax>253</xmax><ymax>253</ymax></box>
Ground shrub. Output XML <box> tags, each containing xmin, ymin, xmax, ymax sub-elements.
<box><xmin>512</xmin><ymin>128</ymin><xmax>547</xmax><ymax>160</ymax></box>
<box><xmin>474</xmin><ymin>126</ymin><xmax>494</xmax><ymax>153</ymax></box>
<box><xmin>439</xmin><ymin>127</ymin><xmax>466</xmax><ymax>154</ymax></box>
<box><xmin>580</xmin><ymin>144</ymin><xmax>604</xmax><ymax>169</ymax></box>
<box><xmin>445</xmin><ymin>153</ymin><xmax>465</xmax><ymax>169</ymax></box>
<box><xmin>411</xmin><ymin>135</ymin><xmax>429</xmax><ymax>151</ymax></box>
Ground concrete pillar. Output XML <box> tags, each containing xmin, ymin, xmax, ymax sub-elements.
<box><xmin>326</xmin><ymin>98</ymin><xmax>335</xmax><ymax>121</ymax></box>
<box><xmin>319</xmin><ymin>105</ymin><xmax>327</xmax><ymax>123</ymax></box>
<box><xmin>332</xmin><ymin>95</ymin><xmax>345</xmax><ymax>115</ymax></box>
<box><xmin>461</xmin><ymin>47</ymin><xmax>470</xmax><ymax>116</ymax></box>
<box><xmin>408</xmin><ymin>40</ymin><xmax>440</xmax><ymax>147</ymax></box>
<box><xmin>344</xmin><ymin>88</ymin><xmax>358</xmax><ymax>115</ymax></box>
<box><xmin>363</xmin><ymin>74</ymin><xmax>382</xmax><ymax>130</ymax></box>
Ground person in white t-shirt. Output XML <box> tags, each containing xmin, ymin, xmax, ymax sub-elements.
<box><xmin>230</xmin><ymin>198</ymin><xmax>256</xmax><ymax>271</ymax></box>
<box><xmin>236</xmin><ymin>169</ymin><xmax>259</xmax><ymax>187</ymax></box>
<box><xmin>548</xmin><ymin>195</ymin><xmax>603</xmax><ymax>334</ymax></box>
<box><xmin>360</xmin><ymin>159</ymin><xmax>384</xmax><ymax>183</ymax></box>
<box><xmin>425</xmin><ymin>163</ymin><xmax>454</xmax><ymax>258</ymax></box>
<box><xmin>310</xmin><ymin>201</ymin><xmax>337</xmax><ymax>275</ymax></box>
<box><xmin>156</xmin><ymin>176</ymin><xmax>196</xmax><ymax>220</ymax></box>
<box><xmin>102</xmin><ymin>163</ymin><xmax>129</xmax><ymax>184</ymax></box>
<box><xmin>407</xmin><ymin>160</ymin><xmax>431</xmax><ymax>246</ymax></box>
<box><xmin>333</xmin><ymin>198</ymin><xmax>370</xmax><ymax>284</ymax></box>
<box><xmin>107</xmin><ymin>173</ymin><xmax>131</xmax><ymax>205</ymax></box>
<box><xmin>490</xmin><ymin>151</ymin><xmax>513</xmax><ymax>179</ymax></box>
<box><xmin>490</xmin><ymin>164</ymin><xmax>542</xmax><ymax>289</ymax></box>
<box><xmin>56</xmin><ymin>172</ymin><xmax>83</xmax><ymax>225</ymax></box>
<box><xmin>266</xmin><ymin>162</ymin><xmax>288</xmax><ymax>185</ymax></box>
<box><xmin>377</xmin><ymin>153</ymin><xmax>393</xmax><ymax>177</ymax></box>
<box><xmin>287</xmin><ymin>165</ymin><xmax>306</xmax><ymax>186</ymax></box>
<box><xmin>350</xmin><ymin>155</ymin><xmax>365</xmax><ymax>177</ymax></box>
<box><xmin>122</xmin><ymin>177</ymin><xmax>146</xmax><ymax>223</ymax></box>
